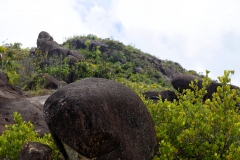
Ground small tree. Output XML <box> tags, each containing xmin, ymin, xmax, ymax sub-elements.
<box><xmin>0</xmin><ymin>112</ymin><xmax>62</xmax><ymax>160</ymax></box>
<box><xmin>149</xmin><ymin>70</ymin><xmax>240</xmax><ymax>159</ymax></box>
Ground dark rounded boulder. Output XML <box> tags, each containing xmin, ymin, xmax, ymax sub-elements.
<box><xmin>204</xmin><ymin>82</ymin><xmax>239</xmax><ymax>101</ymax></box>
<box><xmin>0</xmin><ymin>98</ymin><xmax>49</xmax><ymax>136</ymax></box>
<box><xmin>171</xmin><ymin>74</ymin><xmax>202</xmax><ymax>92</ymax></box>
<box><xmin>18</xmin><ymin>141</ymin><xmax>52</xmax><ymax>160</ymax></box>
<box><xmin>37</xmin><ymin>31</ymin><xmax>53</xmax><ymax>48</ymax></box>
<box><xmin>67</xmin><ymin>55</ymin><xmax>78</xmax><ymax>66</ymax></box>
<box><xmin>0</xmin><ymin>79</ymin><xmax>25</xmax><ymax>99</ymax></box>
<box><xmin>38</xmin><ymin>41</ymin><xmax>60</xmax><ymax>54</ymax></box>
<box><xmin>68</xmin><ymin>50</ymin><xmax>85</xmax><ymax>62</ymax></box>
<box><xmin>43</xmin><ymin>78</ymin><xmax>157</xmax><ymax>160</ymax></box>
<box><xmin>47</xmin><ymin>47</ymin><xmax>70</xmax><ymax>60</ymax></box>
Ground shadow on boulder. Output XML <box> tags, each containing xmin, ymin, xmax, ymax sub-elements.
<box><xmin>43</xmin><ymin>78</ymin><xmax>157</xmax><ymax>160</ymax></box>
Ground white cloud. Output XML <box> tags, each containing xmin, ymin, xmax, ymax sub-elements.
<box><xmin>114</xmin><ymin>0</ymin><xmax>240</xmax><ymax>85</ymax></box>
<box><xmin>1</xmin><ymin>0</ymin><xmax>240</xmax><ymax>86</ymax></box>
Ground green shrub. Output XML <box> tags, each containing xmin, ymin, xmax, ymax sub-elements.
<box><xmin>148</xmin><ymin>70</ymin><xmax>240</xmax><ymax>159</ymax></box>
<box><xmin>0</xmin><ymin>112</ymin><xmax>62</xmax><ymax>160</ymax></box>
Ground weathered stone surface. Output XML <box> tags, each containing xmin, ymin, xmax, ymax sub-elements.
<box><xmin>43</xmin><ymin>78</ymin><xmax>157</xmax><ymax>160</ymax></box>
<box><xmin>0</xmin><ymin>79</ymin><xmax>25</xmax><ymax>99</ymax></box>
<box><xmin>0</xmin><ymin>98</ymin><xmax>49</xmax><ymax>136</ymax></box>
<box><xmin>67</xmin><ymin>55</ymin><xmax>78</xmax><ymax>66</ymax></box>
<box><xmin>143</xmin><ymin>90</ymin><xmax>177</xmax><ymax>102</ymax></box>
<box><xmin>171</xmin><ymin>74</ymin><xmax>202</xmax><ymax>92</ymax></box>
<box><xmin>38</xmin><ymin>41</ymin><xmax>60</xmax><ymax>54</ymax></box>
<box><xmin>37</xmin><ymin>31</ymin><xmax>53</xmax><ymax>47</ymax></box>
<box><xmin>68</xmin><ymin>50</ymin><xmax>85</xmax><ymax>61</ymax></box>
<box><xmin>171</xmin><ymin>74</ymin><xmax>240</xmax><ymax>101</ymax></box>
<box><xmin>204</xmin><ymin>82</ymin><xmax>239</xmax><ymax>101</ymax></box>
<box><xmin>47</xmin><ymin>47</ymin><xmax>70</xmax><ymax>60</ymax></box>
<box><xmin>18</xmin><ymin>141</ymin><xmax>52</xmax><ymax>160</ymax></box>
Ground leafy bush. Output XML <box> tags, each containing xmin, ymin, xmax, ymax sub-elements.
<box><xmin>42</xmin><ymin>56</ymin><xmax>70</xmax><ymax>83</ymax></box>
<box><xmin>0</xmin><ymin>112</ymin><xmax>62</xmax><ymax>160</ymax></box>
<box><xmin>147</xmin><ymin>70</ymin><xmax>240</xmax><ymax>159</ymax></box>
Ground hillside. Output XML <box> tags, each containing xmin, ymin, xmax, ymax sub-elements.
<box><xmin>1</xmin><ymin>33</ymin><xmax>240</xmax><ymax>159</ymax></box>
<box><xmin>61</xmin><ymin>34</ymin><xmax>201</xmax><ymax>86</ymax></box>
<box><xmin>0</xmin><ymin>33</ymin><xmax>203</xmax><ymax>93</ymax></box>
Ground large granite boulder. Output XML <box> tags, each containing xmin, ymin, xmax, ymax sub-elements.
<box><xmin>43</xmin><ymin>78</ymin><xmax>157</xmax><ymax>160</ymax></box>
<box><xmin>47</xmin><ymin>47</ymin><xmax>70</xmax><ymax>60</ymax></box>
<box><xmin>204</xmin><ymin>81</ymin><xmax>239</xmax><ymax>101</ymax></box>
<box><xmin>0</xmin><ymin>79</ymin><xmax>25</xmax><ymax>99</ymax></box>
<box><xmin>171</xmin><ymin>74</ymin><xmax>239</xmax><ymax>101</ymax></box>
<box><xmin>0</xmin><ymin>71</ymin><xmax>49</xmax><ymax>136</ymax></box>
<box><xmin>37</xmin><ymin>31</ymin><xmax>53</xmax><ymax>47</ymax></box>
<box><xmin>0</xmin><ymin>98</ymin><xmax>49</xmax><ymax>136</ymax></box>
<box><xmin>18</xmin><ymin>141</ymin><xmax>52</xmax><ymax>160</ymax></box>
<box><xmin>68</xmin><ymin>50</ymin><xmax>85</xmax><ymax>61</ymax></box>
<box><xmin>171</xmin><ymin>74</ymin><xmax>202</xmax><ymax>92</ymax></box>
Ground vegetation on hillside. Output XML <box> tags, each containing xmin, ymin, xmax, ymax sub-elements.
<box><xmin>0</xmin><ymin>36</ymin><xmax>240</xmax><ymax>159</ymax></box>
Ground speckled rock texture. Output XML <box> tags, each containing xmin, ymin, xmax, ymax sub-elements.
<box><xmin>43</xmin><ymin>78</ymin><xmax>157</xmax><ymax>160</ymax></box>
<box><xmin>18</xmin><ymin>141</ymin><xmax>52</xmax><ymax>160</ymax></box>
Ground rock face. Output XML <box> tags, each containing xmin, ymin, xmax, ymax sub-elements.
<box><xmin>71</xmin><ymin>38</ymin><xmax>185</xmax><ymax>82</ymax></box>
<box><xmin>0</xmin><ymin>79</ymin><xmax>25</xmax><ymax>99</ymax></box>
<box><xmin>0</xmin><ymin>71</ymin><xmax>49</xmax><ymax>136</ymax></box>
<box><xmin>36</xmin><ymin>31</ymin><xmax>85</xmax><ymax>63</ymax></box>
<box><xmin>0</xmin><ymin>71</ymin><xmax>26</xmax><ymax>99</ymax></box>
<box><xmin>18</xmin><ymin>141</ymin><xmax>52</xmax><ymax>160</ymax></box>
<box><xmin>43</xmin><ymin>78</ymin><xmax>157</xmax><ymax>160</ymax></box>
<box><xmin>171</xmin><ymin>74</ymin><xmax>239</xmax><ymax>101</ymax></box>
<box><xmin>36</xmin><ymin>31</ymin><xmax>85</xmax><ymax>83</ymax></box>
<box><xmin>171</xmin><ymin>74</ymin><xmax>202</xmax><ymax>92</ymax></box>
<box><xmin>0</xmin><ymin>98</ymin><xmax>49</xmax><ymax>136</ymax></box>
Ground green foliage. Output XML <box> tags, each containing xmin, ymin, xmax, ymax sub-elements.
<box><xmin>147</xmin><ymin>70</ymin><xmax>240</xmax><ymax>159</ymax></box>
<box><xmin>41</xmin><ymin>56</ymin><xmax>70</xmax><ymax>82</ymax></box>
<box><xmin>62</xmin><ymin>34</ymin><xmax>188</xmax><ymax>86</ymax></box>
<box><xmin>74</xmin><ymin>61</ymin><xmax>95</xmax><ymax>78</ymax></box>
<box><xmin>3</xmin><ymin>36</ymin><xmax>240</xmax><ymax>159</ymax></box>
<box><xmin>0</xmin><ymin>44</ymin><xmax>39</xmax><ymax>86</ymax></box>
<box><xmin>0</xmin><ymin>112</ymin><xmax>62</xmax><ymax>160</ymax></box>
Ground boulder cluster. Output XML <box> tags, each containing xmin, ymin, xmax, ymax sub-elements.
<box><xmin>35</xmin><ymin>31</ymin><xmax>85</xmax><ymax>83</ymax></box>
<box><xmin>143</xmin><ymin>74</ymin><xmax>239</xmax><ymax>102</ymax></box>
<box><xmin>0</xmin><ymin>71</ymin><xmax>49</xmax><ymax>137</ymax></box>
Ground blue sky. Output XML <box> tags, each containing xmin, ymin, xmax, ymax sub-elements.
<box><xmin>1</xmin><ymin>0</ymin><xmax>240</xmax><ymax>86</ymax></box>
